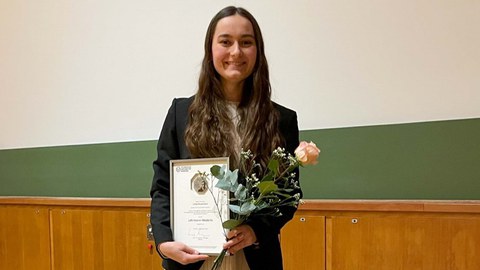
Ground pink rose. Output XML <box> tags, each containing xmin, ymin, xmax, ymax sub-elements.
<box><xmin>294</xmin><ymin>141</ymin><xmax>320</xmax><ymax>165</ymax></box>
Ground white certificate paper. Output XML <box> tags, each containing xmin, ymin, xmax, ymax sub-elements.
<box><xmin>170</xmin><ymin>158</ymin><xmax>230</xmax><ymax>255</ymax></box>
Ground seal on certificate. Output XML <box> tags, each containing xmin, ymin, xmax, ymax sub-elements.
<box><xmin>190</xmin><ymin>173</ymin><xmax>209</xmax><ymax>195</ymax></box>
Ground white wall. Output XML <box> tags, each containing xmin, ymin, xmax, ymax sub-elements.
<box><xmin>1</xmin><ymin>0</ymin><xmax>479</xmax><ymax>149</ymax></box>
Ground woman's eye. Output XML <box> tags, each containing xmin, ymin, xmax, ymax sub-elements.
<box><xmin>220</xmin><ymin>40</ymin><xmax>231</xmax><ymax>46</ymax></box>
<box><xmin>241</xmin><ymin>40</ymin><xmax>254</xmax><ymax>47</ymax></box>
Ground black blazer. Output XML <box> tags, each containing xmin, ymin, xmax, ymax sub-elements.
<box><xmin>150</xmin><ymin>96</ymin><xmax>301</xmax><ymax>270</ymax></box>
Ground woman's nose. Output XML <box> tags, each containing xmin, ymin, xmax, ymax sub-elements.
<box><xmin>230</xmin><ymin>42</ymin><xmax>242</xmax><ymax>57</ymax></box>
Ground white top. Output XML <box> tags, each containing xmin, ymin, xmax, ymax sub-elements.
<box><xmin>198</xmin><ymin>102</ymin><xmax>250</xmax><ymax>270</ymax></box>
<box><xmin>226</xmin><ymin>101</ymin><xmax>242</xmax><ymax>153</ymax></box>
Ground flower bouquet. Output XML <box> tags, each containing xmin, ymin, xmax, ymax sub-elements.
<box><xmin>206</xmin><ymin>141</ymin><xmax>320</xmax><ymax>270</ymax></box>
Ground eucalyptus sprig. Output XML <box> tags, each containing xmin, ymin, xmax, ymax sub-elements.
<box><xmin>211</xmin><ymin>147</ymin><xmax>301</xmax><ymax>230</ymax></box>
<box><xmin>208</xmin><ymin>142</ymin><xmax>319</xmax><ymax>270</ymax></box>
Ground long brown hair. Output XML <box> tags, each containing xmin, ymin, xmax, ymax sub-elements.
<box><xmin>184</xmin><ymin>6</ymin><xmax>283</xmax><ymax>169</ymax></box>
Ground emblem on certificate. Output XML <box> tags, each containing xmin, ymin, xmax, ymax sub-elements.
<box><xmin>170</xmin><ymin>157</ymin><xmax>230</xmax><ymax>255</ymax></box>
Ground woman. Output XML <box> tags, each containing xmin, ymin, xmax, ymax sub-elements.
<box><xmin>150</xmin><ymin>6</ymin><xmax>301</xmax><ymax>270</ymax></box>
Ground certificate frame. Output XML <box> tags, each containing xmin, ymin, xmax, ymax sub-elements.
<box><xmin>170</xmin><ymin>157</ymin><xmax>230</xmax><ymax>255</ymax></box>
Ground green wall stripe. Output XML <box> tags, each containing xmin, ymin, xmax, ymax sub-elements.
<box><xmin>300</xmin><ymin>118</ymin><xmax>480</xmax><ymax>199</ymax></box>
<box><xmin>1</xmin><ymin>118</ymin><xmax>479</xmax><ymax>199</ymax></box>
<box><xmin>0</xmin><ymin>141</ymin><xmax>157</xmax><ymax>198</ymax></box>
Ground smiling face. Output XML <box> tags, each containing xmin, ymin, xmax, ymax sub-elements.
<box><xmin>212</xmin><ymin>14</ymin><xmax>257</xmax><ymax>99</ymax></box>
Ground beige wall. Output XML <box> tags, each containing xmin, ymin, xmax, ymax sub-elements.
<box><xmin>1</xmin><ymin>0</ymin><xmax>479</xmax><ymax>149</ymax></box>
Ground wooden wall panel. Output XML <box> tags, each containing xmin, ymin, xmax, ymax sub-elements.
<box><xmin>50</xmin><ymin>208</ymin><xmax>162</xmax><ymax>270</ymax></box>
<box><xmin>281</xmin><ymin>215</ymin><xmax>325</xmax><ymax>270</ymax></box>
<box><xmin>0</xmin><ymin>206</ymin><xmax>51</xmax><ymax>270</ymax></box>
<box><xmin>3</xmin><ymin>198</ymin><xmax>480</xmax><ymax>270</ymax></box>
<box><xmin>328</xmin><ymin>215</ymin><xmax>480</xmax><ymax>270</ymax></box>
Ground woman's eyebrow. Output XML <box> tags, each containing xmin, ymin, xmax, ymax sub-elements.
<box><xmin>217</xmin><ymin>33</ymin><xmax>255</xmax><ymax>39</ymax></box>
<box><xmin>241</xmin><ymin>34</ymin><xmax>255</xmax><ymax>39</ymax></box>
<box><xmin>217</xmin><ymin>34</ymin><xmax>232</xmax><ymax>38</ymax></box>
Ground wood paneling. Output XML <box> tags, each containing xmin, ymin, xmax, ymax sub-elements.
<box><xmin>3</xmin><ymin>198</ymin><xmax>480</xmax><ymax>270</ymax></box>
<box><xmin>0</xmin><ymin>206</ymin><xmax>51</xmax><ymax>270</ymax></box>
<box><xmin>50</xmin><ymin>208</ymin><xmax>162</xmax><ymax>270</ymax></box>
<box><xmin>281</xmin><ymin>215</ymin><xmax>325</xmax><ymax>270</ymax></box>
<box><xmin>328</xmin><ymin>215</ymin><xmax>480</xmax><ymax>270</ymax></box>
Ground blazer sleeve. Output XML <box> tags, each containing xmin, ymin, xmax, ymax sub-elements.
<box><xmin>245</xmin><ymin>108</ymin><xmax>302</xmax><ymax>245</ymax></box>
<box><xmin>150</xmin><ymin>99</ymin><xmax>182</xmax><ymax>247</ymax></box>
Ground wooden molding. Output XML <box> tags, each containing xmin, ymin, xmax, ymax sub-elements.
<box><xmin>2</xmin><ymin>197</ymin><xmax>480</xmax><ymax>213</ymax></box>
<box><xmin>299</xmin><ymin>199</ymin><xmax>480</xmax><ymax>213</ymax></box>
<box><xmin>0</xmin><ymin>196</ymin><xmax>151</xmax><ymax>207</ymax></box>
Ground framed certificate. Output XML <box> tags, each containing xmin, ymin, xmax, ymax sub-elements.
<box><xmin>170</xmin><ymin>157</ymin><xmax>230</xmax><ymax>255</ymax></box>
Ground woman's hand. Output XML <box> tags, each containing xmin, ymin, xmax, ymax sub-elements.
<box><xmin>223</xmin><ymin>225</ymin><xmax>257</xmax><ymax>254</ymax></box>
<box><xmin>158</xmin><ymin>241</ymin><xmax>209</xmax><ymax>265</ymax></box>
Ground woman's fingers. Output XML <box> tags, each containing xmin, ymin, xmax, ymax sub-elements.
<box><xmin>224</xmin><ymin>225</ymin><xmax>257</xmax><ymax>254</ymax></box>
<box><xmin>160</xmin><ymin>241</ymin><xmax>209</xmax><ymax>265</ymax></box>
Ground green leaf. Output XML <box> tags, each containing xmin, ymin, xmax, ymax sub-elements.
<box><xmin>222</xmin><ymin>219</ymin><xmax>244</xmax><ymax>229</ymax></box>
<box><xmin>240</xmin><ymin>201</ymin><xmax>256</xmax><ymax>213</ymax></box>
<box><xmin>210</xmin><ymin>165</ymin><xmax>224</xmax><ymax>178</ymax></box>
<box><xmin>229</xmin><ymin>202</ymin><xmax>256</xmax><ymax>215</ymax></box>
<box><xmin>225</xmin><ymin>169</ymin><xmax>239</xmax><ymax>192</ymax></box>
<box><xmin>261</xmin><ymin>171</ymin><xmax>274</xmax><ymax>182</ymax></box>
<box><xmin>234</xmin><ymin>184</ymin><xmax>247</xmax><ymax>200</ymax></box>
<box><xmin>256</xmin><ymin>200</ymin><xmax>269</xmax><ymax>210</ymax></box>
<box><xmin>229</xmin><ymin>205</ymin><xmax>241</xmax><ymax>215</ymax></box>
<box><xmin>215</xmin><ymin>177</ymin><xmax>231</xmax><ymax>191</ymax></box>
<box><xmin>215</xmin><ymin>167</ymin><xmax>239</xmax><ymax>191</ymax></box>
<box><xmin>257</xmin><ymin>181</ymin><xmax>278</xmax><ymax>195</ymax></box>
<box><xmin>267</xmin><ymin>159</ymin><xmax>279</xmax><ymax>176</ymax></box>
